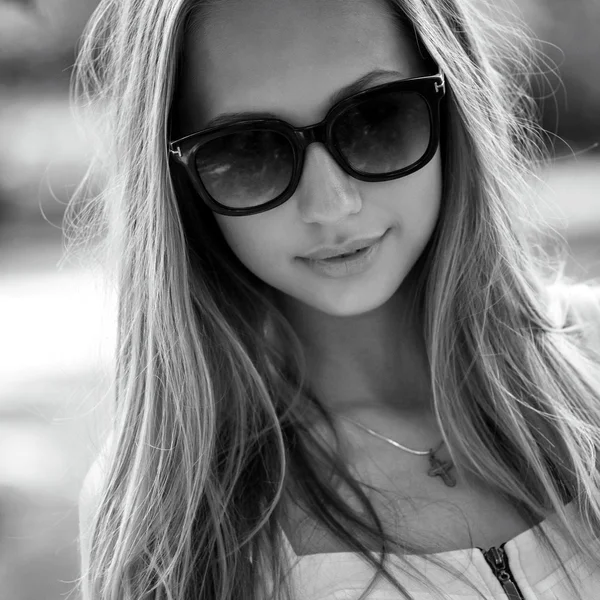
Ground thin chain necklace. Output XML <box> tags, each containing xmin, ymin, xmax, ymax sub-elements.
<box><xmin>339</xmin><ymin>415</ymin><xmax>457</xmax><ymax>487</ymax></box>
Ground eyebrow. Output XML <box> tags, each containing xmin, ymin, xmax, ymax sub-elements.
<box><xmin>202</xmin><ymin>68</ymin><xmax>407</xmax><ymax>129</ymax></box>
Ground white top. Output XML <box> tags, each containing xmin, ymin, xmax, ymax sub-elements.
<box><xmin>274</xmin><ymin>284</ymin><xmax>600</xmax><ymax>598</ymax></box>
<box><xmin>279</xmin><ymin>500</ymin><xmax>600</xmax><ymax>599</ymax></box>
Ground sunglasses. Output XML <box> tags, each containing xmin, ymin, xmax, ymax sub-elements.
<box><xmin>169</xmin><ymin>73</ymin><xmax>445</xmax><ymax>217</ymax></box>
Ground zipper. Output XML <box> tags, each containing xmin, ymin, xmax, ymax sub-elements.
<box><xmin>477</xmin><ymin>543</ymin><xmax>526</xmax><ymax>600</ymax></box>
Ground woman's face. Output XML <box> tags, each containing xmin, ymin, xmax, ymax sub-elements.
<box><xmin>177</xmin><ymin>0</ymin><xmax>442</xmax><ymax>317</ymax></box>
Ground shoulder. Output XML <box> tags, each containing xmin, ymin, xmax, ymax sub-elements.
<box><xmin>79</xmin><ymin>432</ymin><xmax>114</xmax><ymax>568</ymax></box>
<box><xmin>80</xmin><ymin>432</ymin><xmax>114</xmax><ymax>514</ymax></box>
<box><xmin>546</xmin><ymin>281</ymin><xmax>600</xmax><ymax>353</ymax></box>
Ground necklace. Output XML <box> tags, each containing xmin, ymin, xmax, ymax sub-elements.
<box><xmin>339</xmin><ymin>416</ymin><xmax>457</xmax><ymax>487</ymax></box>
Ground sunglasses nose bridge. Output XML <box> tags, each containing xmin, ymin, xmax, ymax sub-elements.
<box><xmin>294</xmin><ymin>121</ymin><xmax>329</xmax><ymax>151</ymax></box>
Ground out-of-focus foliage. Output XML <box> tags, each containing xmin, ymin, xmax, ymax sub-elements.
<box><xmin>520</xmin><ymin>0</ymin><xmax>600</xmax><ymax>151</ymax></box>
<box><xmin>0</xmin><ymin>0</ymin><xmax>98</xmax><ymax>225</ymax></box>
<box><xmin>0</xmin><ymin>0</ymin><xmax>98</xmax><ymax>84</ymax></box>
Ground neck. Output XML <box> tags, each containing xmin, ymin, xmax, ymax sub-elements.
<box><xmin>279</xmin><ymin>278</ymin><xmax>433</xmax><ymax>419</ymax></box>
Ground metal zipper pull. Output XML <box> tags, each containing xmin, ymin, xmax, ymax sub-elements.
<box><xmin>482</xmin><ymin>545</ymin><xmax>526</xmax><ymax>600</ymax></box>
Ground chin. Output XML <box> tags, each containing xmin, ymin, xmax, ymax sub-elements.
<box><xmin>302</xmin><ymin>284</ymin><xmax>401</xmax><ymax>317</ymax></box>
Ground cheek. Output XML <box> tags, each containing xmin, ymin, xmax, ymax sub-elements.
<box><xmin>214</xmin><ymin>216</ymin><xmax>251</xmax><ymax>258</ymax></box>
<box><xmin>213</xmin><ymin>214</ymin><xmax>286</xmax><ymax>278</ymax></box>
<box><xmin>405</xmin><ymin>164</ymin><xmax>442</xmax><ymax>228</ymax></box>
<box><xmin>369</xmin><ymin>151</ymin><xmax>442</xmax><ymax>223</ymax></box>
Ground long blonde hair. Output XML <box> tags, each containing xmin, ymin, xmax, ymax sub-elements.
<box><xmin>70</xmin><ymin>0</ymin><xmax>600</xmax><ymax>599</ymax></box>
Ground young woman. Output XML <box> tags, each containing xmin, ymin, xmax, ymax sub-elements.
<box><xmin>73</xmin><ymin>0</ymin><xmax>600</xmax><ymax>598</ymax></box>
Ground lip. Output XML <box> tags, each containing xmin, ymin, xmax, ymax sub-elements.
<box><xmin>301</xmin><ymin>232</ymin><xmax>387</xmax><ymax>261</ymax></box>
<box><xmin>298</xmin><ymin>230</ymin><xmax>388</xmax><ymax>279</ymax></box>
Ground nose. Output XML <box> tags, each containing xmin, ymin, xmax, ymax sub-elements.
<box><xmin>295</xmin><ymin>144</ymin><xmax>363</xmax><ymax>224</ymax></box>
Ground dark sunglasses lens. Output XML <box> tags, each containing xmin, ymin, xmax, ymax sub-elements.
<box><xmin>333</xmin><ymin>90</ymin><xmax>431</xmax><ymax>174</ymax></box>
<box><xmin>194</xmin><ymin>130</ymin><xmax>294</xmax><ymax>209</ymax></box>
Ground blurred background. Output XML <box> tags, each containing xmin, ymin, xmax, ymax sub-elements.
<box><xmin>0</xmin><ymin>0</ymin><xmax>598</xmax><ymax>598</ymax></box>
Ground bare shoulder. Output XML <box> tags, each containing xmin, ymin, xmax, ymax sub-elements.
<box><xmin>79</xmin><ymin>432</ymin><xmax>115</xmax><ymax>567</ymax></box>
<box><xmin>80</xmin><ymin>432</ymin><xmax>114</xmax><ymax>512</ymax></box>
<box><xmin>546</xmin><ymin>280</ymin><xmax>600</xmax><ymax>352</ymax></box>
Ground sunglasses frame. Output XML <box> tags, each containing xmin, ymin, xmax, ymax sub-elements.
<box><xmin>169</xmin><ymin>72</ymin><xmax>445</xmax><ymax>216</ymax></box>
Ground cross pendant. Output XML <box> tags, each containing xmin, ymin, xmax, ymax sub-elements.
<box><xmin>427</xmin><ymin>452</ymin><xmax>456</xmax><ymax>487</ymax></box>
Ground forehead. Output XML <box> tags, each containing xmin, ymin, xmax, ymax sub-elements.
<box><xmin>176</xmin><ymin>0</ymin><xmax>423</xmax><ymax>131</ymax></box>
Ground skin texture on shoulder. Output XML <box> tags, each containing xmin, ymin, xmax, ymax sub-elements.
<box><xmin>79</xmin><ymin>433</ymin><xmax>114</xmax><ymax>586</ymax></box>
<box><xmin>548</xmin><ymin>281</ymin><xmax>600</xmax><ymax>353</ymax></box>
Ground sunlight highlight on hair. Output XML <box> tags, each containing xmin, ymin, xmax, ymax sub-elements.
<box><xmin>67</xmin><ymin>0</ymin><xmax>600</xmax><ymax>599</ymax></box>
